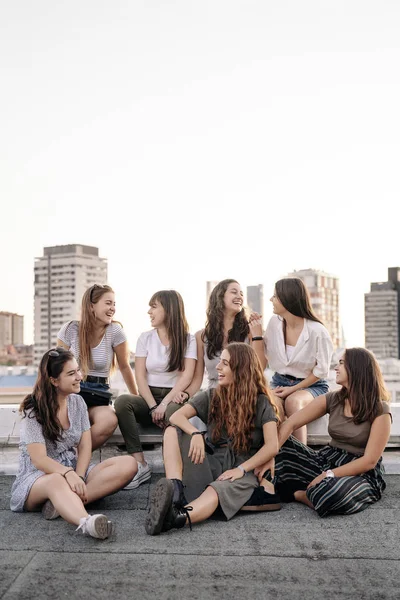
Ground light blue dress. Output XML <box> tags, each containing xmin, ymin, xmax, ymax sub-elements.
<box><xmin>10</xmin><ymin>394</ymin><xmax>94</xmax><ymax>512</ymax></box>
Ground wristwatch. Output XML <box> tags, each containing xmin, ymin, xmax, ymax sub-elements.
<box><xmin>325</xmin><ymin>469</ymin><xmax>335</xmax><ymax>478</ymax></box>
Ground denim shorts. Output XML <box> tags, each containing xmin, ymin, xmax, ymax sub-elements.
<box><xmin>79</xmin><ymin>381</ymin><xmax>112</xmax><ymax>407</ymax></box>
<box><xmin>270</xmin><ymin>372</ymin><xmax>329</xmax><ymax>399</ymax></box>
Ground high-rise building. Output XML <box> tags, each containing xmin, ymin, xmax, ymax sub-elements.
<box><xmin>206</xmin><ymin>281</ymin><xmax>219</xmax><ymax>304</ymax></box>
<box><xmin>34</xmin><ymin>244</ymin><xmax>107</xmax><ymax>364</ymax></box>
<box><xmin>247</xmin><ymin>285</ymin><xmax>264</xmax><ymax>318</ymax></box>
<box><xmin>286</xmin><ymin>269</ymin><xmax>341</xmax><ymax>349</ymax></box>
<box><xmin>0</xmin><ymin>312</ymin><xmax>24</xmax><ymax>350</ymax></box>
<box><xmin>365</xmin><ymin>267</ymin><xmax>400</xmax><ymax>359</ymax></box>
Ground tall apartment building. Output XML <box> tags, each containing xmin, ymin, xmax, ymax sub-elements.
<box><xmin>365</xmin><ymin>267</ymin><xmax>400</xmax><ymax>359</ymax></box>
<box><xmin>286</xmin><ymin>269</ymin><xmax>341</xmax><ymax>349</ymax></box>
<box><xmin>34</xmin><ymin>244</ymin><xmax>107</xmax><ymax>364</ymax></box>
<box><xmin>206</xmin><ymin>281</ymin><xmax>219</xmax><ymax>304</ymax></box>
<box><xmin>247</xmin><ymin>285</ymin><xmax>264</xmax><ymax>319</ymax></box>
<box><xmin>0</xmin><ymin>312</ymin><xmax>24</xmax><ymax>350</ymax></box>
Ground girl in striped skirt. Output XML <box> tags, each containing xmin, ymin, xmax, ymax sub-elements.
<box><xmin>273</xmin><ymin>347</ymin><xmax>391</xmax><ymax>517</ymax></box>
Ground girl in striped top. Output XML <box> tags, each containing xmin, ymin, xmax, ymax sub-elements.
<box><xmin>57</xmin><ymin>284</ymin><xmax>138</xmax><ymax>450</ymax></box>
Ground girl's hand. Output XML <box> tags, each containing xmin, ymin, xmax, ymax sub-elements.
<box><xmin>152</xmin><ymin>403</ymin><xmax>167</xmax><ymax>426</ymax></box>
<box><xmin>188</xmin><ymin>434</ymin><xmax>205</xmax><ymax>464</ymax></box>
<box><xmin>254</xmin><ymin>458</ymin><xmax>275</xmax><ymax>484</ymax></box>
<box><xmin>65</xmin><ymin>471</ymin><xmax>88</xmax><ymax>503</ymax></box>
<box><xmin>217</xmin><ymin>467</ymin><xmax>245</xmax><ymax>482</ymax></box>
<box><xmin>249</xmin><ymin>312</ymin><xmax>263</xmax><ymax>337</ymax></box>
<box><xmin>171</xmin><ymin>392</ymin><xmax>187</xmax><ymax>404</ymax></box>
<box><xmin>307</xmin><ymin>472</ymin><xmax>328</xmax><ymax>489</ymax></box>
<box><xmin>274</xmin><ymin>386</ymin><xmax>295</xmax><ymax>400</ymax></box>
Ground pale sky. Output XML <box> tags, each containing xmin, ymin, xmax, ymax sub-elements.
<box><xmin>1</xmin><ymin>1</ymin><xmax>399</xmax><ymax>349</ymax></box>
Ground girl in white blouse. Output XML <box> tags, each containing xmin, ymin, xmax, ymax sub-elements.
<box><xmin>115</xmin><ymin>290</ymin><xmax>197</xmax><ymax>490</ymax></box>
<box><xmin>252</xmin><ymin>278</ymin><xmax>333</xmax><ymax>443</ymax></box>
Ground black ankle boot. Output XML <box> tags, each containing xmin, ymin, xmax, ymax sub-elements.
<box><xmin>145</xmin><ymin>478</ymin><xmax>192</xmax><ymax>536</ymax></box>
<box><xmin>162</xmin><ymin>479</ymin><xmax>192</xmax><ymax>532</ymax></box>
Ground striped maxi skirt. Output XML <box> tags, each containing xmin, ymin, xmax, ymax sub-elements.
<box><xmin>275</xmin><ymin>436</ymin><xmax>386</xmax><ymax>518</ymax></box>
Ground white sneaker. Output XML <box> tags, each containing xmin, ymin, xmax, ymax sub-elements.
<box><xmin>76</xmin><ymin>514</ymin><xmax>112</xmax><ymax>539</ymax></box>
<box><xmin>123</xmin><ymin>462</ymin><xmax>151</xmax><ymax>490</ymax></box>
<box><xmin>42</xmin><ymin>499</ymin><xmax>60</xmax><ymax>520</ymax></box>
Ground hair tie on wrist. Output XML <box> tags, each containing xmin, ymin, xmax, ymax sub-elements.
<box><xmin>191</xmin><ymin>431</ymin><xmax>205</xmax><ymax>437</ymax></box>
<box><xmin>252</xmin><ymin>336</ymin><xmax>263</xmax><ymax>341</ymax></box>
<box><xmin>62</xmin><ymin>468</ymin><xmax>74</xmax><ymax>478</ymax></box>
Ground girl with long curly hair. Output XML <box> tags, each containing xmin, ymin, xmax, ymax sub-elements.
<box><xmin>145</xmin><ymin>343</ymin><xmax>280</xmax><ymax>535</ymax></box>
<box><xmin>10</xmin><ymin>348</ymin><xmax>136</xmax><ymax>539</ymax></box>
<box><xmin>57</xmin><ymin>284</ymin><xmax>138</xmax><ymax>450</ymax></box>
<box><xmin>274</xmin><ymin>348</ymin><xmax>391</xmax><ymax>517</ymax></box>
<box><xmin>114</xmin><ymin>290</ymin><xmax>197</xmax><ymax>490</ymax></box>
<box><xmin>183</xmin><ymin>279</ymin><xmax>259</xmax><ymax>397</ymax></box>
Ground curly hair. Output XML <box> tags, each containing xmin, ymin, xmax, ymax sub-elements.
<box><xmin>20</xmin><ymin>347</ymin><xmax>75</xmax><ymax>442</ymax></box>
<box><xmin>149</xmin><ymin>290</ymin><xmax>189</xmax><ymax>372</ymax></box>
<box><xmin>209</xmin><ymin>343</ymin><xmax>279</xmax><ymax>453</ymax></box>
<box><xmin>202</xmin><ymin>279</ymin><xmax>249</xmax><ymax>360</ymax></box>
<box><xmin>337</xmin><ymin>348</ymin><xmax>390</xmax><ymax>424</ymax></box>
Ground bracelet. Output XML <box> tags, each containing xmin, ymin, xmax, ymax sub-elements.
<box><xmin>149</xmin><ymin>405</ymin><xmax>157</xmax><ymax>414</ymax></box>
<box><xmin>237</xmin><ymin>464</ymin><xmax>247</xmax><ymax>474</ymax></box>
<box><xmin>79</xmin><ymin>475</ymin><xmax>86</xmax><ymax>482</ymax></box>
<box><xmin>62</xmin><ymin>468</ymin><xmax>74</xmax><ymax>479</ymax></box>
<box><xmin>191</xmin><ymin>431</ymin><xmax>205</xmax><ymax>437</ymax></box>
<box><xmin>251</xmin><ymin>336</ymin><xmax>263</xmax><ymax>341</ymax></box>
<box><xmin>182</xmin><ymin>391</ymin><xmax>190</xmax><ymax>401</ymax></box>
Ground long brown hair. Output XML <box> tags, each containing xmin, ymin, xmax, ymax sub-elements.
<box><xmin>337</xmin><ymin>347</ymin><xmax>390</xmax><ymax>424</ymax></box>
<box><xmin>20</xmin><ymin>348</ymin><xmax>75</xmax><ymax>442</ymax></box>
<box><xmin>150</xmin><ymin>290</ymin><xmax>189</xmax><ymax>372</ymax></box>
<box><xmin>275</xmin><ymin>278</ymin><xmax>322</xmax><ymax>323</ymax></box>
<box><xmin>79</xmin><ymin>284</ymin><xmax>117</xmax><ymax>378</ymax></box>
<box><xmin>209</xmin><ymin>343</ymin><xmax>279</xmax><ymax>453</ymax></box>
<box><xmin>203</xmin><ymin>279</ymin><xmax>249</xmax><ymax>360</ymax></box>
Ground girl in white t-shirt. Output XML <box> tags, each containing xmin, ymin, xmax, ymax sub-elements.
<box><xmin>115</xmin><ymin>290</ymin><xmax>197</xmax><ymax>489</ymax></box>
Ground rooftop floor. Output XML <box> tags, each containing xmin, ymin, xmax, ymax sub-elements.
<box><xmin>1</xmin><ymin>467</ymin><xmax>400</xmax><ymax>599</ymax></box>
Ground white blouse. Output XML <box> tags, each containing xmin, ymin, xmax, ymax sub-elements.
<box><xmin>264</xmin><ymin>315</ymin><xmax>333</xmax><ymax>379</ymax></box>
<box><xmin>135</xmin><ymin>329</ymin><xmax>197</xmax><ymax>388</ymax></box>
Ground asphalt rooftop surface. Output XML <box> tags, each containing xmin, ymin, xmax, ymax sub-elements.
<box><xmin>1</xmin><ymin>469</ymin><xmax>400</xmax><ymax>600</ymax></box>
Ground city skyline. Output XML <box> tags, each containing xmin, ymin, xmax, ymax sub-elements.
<box><xmin>1</xmin><ymin>2</ymin><xmax>400</xmax><ymax>350</ymax></box>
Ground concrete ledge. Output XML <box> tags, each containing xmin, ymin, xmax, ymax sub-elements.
<box><xmin>3</xmin><ymin>404</ymin><xmax>400</xmax><ymax>448</ymax></box>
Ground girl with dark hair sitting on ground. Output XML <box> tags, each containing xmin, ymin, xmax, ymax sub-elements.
<box><xmin>115</xmin><ymin>290</ymin><xmax>197</xmax><ymax>489</ymax></box>
<box><xmin>145</xmin><ymin>343</ymin><xmax>280</xmax><ymax>536</ymax></box>
<box><xmin>251</xmin><ymin>277</ymin><xmax>334</xmax><ymax>443</ymax></box>
<box><xmin>273</xmin><ymin>347</ymin><xmax>391</xmax><ymax>517</ymax></box>
<box><xmin>10</xmin><ymin>348</ymin><xmax>137</xmax><ymax>539</ymax></box>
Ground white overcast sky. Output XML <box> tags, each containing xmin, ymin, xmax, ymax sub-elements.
<box><xmin>1</xmin><ymin>1</ymin><xmax>399</xmax><ymax>348</ymax></box>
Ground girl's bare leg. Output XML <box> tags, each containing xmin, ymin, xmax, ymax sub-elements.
<box><xmin>185</xmin><ymin>486</ymin><xmax>219</xmax><ymax>524</ymax></box>
<box><xmin>24</xmin><ymin>474</ymin><xmax>89</xmax><ymax>525</ymax></box>
<box><xmin>284</xmin><ymin>390</ymin><xmax>314</xmax><ymax>444</ymax></box>
<box><xmin>294</xmin><ymin>490</ymin><xmax>314</xmax><ymax>509</ymax></box>
<box><xmin>85</xmin><ymin>456</ymin><xmax>137</xmax><ymax>501</ymax></box>
<box><xmin>88</xmin><ymin>406</ymin><xmax>118</xmax><ymax>450</ymax></box>
<box><xmin>163</xmin><ymin>426</ymin><xmax>183</xmax><ymax>480</ymax></box>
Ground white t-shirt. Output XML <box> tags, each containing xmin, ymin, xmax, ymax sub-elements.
<box><xmin>58</xmin><ymin>320</ymin><xmax>127</xmax><ymax>378</ymax></box>
<box><xmin>135</xmin><ymin>329</ymin><xmax>197</xmax><ymax>388</ymax></box>
<box><xmin>264</xmin><ymin>315</ymin><xmax>333</xmax><ymax>379</ymax></box>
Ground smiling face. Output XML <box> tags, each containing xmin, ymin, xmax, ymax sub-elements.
<box><xmin>92</xmin><ymin>291</ymin><xmax>116</xmax><ymax>325</ymax></box>
<box><xmin>270</xmin><ymin>290</ymin><xmax>285</xmax><ymax>316</ymax></box>
<box><xmin>148</xmin><ymin>299</ymin><xmax>166</xmax><ymax>328</ymax></box>
<box><xmin>335</xmin><ymin>354</ymin><xmax>349</xmax><ymax>387</ymax></box>
<box><xmin>50</xmin><ymin>358</ymin><xmax>82</xmax><ymax>395</ymax></box>
<box><xmin>216</xmin><ymin>349</ymin><xmax>234</xmax><ymax>386</ymax></box>
<box><xmin>223</xmin><ymin>282</ymin><xmax>244</xmax><ymax>314</ymax></box>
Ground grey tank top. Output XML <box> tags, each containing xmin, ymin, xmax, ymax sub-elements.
<box><xmin>203</xmin><ymin>344</ymin><xmax>220</xmax><ymax>389</ymax></box>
